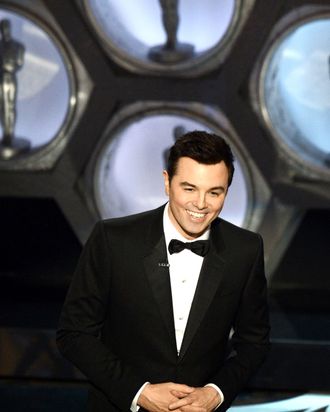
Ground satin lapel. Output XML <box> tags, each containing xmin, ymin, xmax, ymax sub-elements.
<box><xmin>143</xmin><ymin>213</ymin><xmax>177</xmax><ymax>352</ymax></box>
<box><xmin>179</xmin><ymin>221</ymin><xmax>226</xmax><ymax>360</ymax></box>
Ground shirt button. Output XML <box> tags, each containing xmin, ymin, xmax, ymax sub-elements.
<box><xmin>182</xmin><ymin>279</ymin><xmax>186</xmax><ymax>283</ymax></box>
<box><xmin>179</xmin><ymin>317</ymin><xmax>184</xmax><ymax>320</ymax></box>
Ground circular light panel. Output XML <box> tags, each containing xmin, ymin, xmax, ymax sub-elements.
<box><xmin>0</xmin><ymin>9</ymin><xmax>71</xmax><ymax>149</ymax></box>
<box><xmin>260</xmin><ymin>16</ymin><xmax>330</xmax><ymax>173</ymax></box>
<box><xmin>94</xmin><ymin>114</ymin><xmax>249</xmax><ymax>228</ymax></box>
<box><xmin>87</xmin><ymin>0</ymin><xmax>235</xmax><ymax>52</ymax></box>
<box><xmin>82</xmin><ymin>0</ymin><xmax>250</xmax><ymax>76</ymax></box>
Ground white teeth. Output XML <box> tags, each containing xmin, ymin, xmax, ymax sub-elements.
<box><xmin>187</xmin><ymin>210</ymin><xmax>206</xmax><ymax>218</ymax></box>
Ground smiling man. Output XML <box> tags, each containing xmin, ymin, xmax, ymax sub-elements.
<box><xmin>57</xmin><ymin>131</ymin><xmax>270</xmax><ymax>412</ymax></box>
<box><xmin>163</xmin><ymin>158</ymin><xmax>229</xmax><ymax>239</ymax></box>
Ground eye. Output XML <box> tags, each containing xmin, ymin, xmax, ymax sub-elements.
<box><xmin>184</xmin><ymin>187</ymin><xmax>194</xmax><ymax>192</ymax></box>
<box><xmin>210</xmin><ymin>191</ymin><xmax>220</xmax><ymax>197</ymax></box>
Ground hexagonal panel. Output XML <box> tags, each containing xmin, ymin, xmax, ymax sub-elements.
<box><xmin>79</xmin><ymin>0</ymin><xmax>255</xmax><ymax>77</ymax></box>
<box><xmin>0</xmin><ymin>1</ymin><xmax>92</xmax><ymax>170</ymax></box>
<box><xmin>82</xmin><ymin>101</ymin><xmax>270</xmax><ymax>231</ymax></box>
<box><xmin>251</xmin><ymin>5</ymin><xmax>330</xmax><ymax>182</ymax></box>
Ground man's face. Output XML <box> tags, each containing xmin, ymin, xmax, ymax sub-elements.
<box><xmin>163</xmin><ymin>157</ymin><xmax>229</xmax><ymax>240</ymax></box>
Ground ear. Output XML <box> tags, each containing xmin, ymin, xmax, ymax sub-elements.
<box><xmin>163</xmin><ymin>170</ymin><xmax>170</xmax><ymax>196</ymax></box>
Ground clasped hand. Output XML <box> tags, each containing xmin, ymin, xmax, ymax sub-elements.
<box><xmin>138</xmin><ymin>382</ymin><xmax>220</xmax><ymax>412</ymax></box>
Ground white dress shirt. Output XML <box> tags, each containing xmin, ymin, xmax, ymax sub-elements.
<box><xmin>163</xmin><ymin>203</ymin><xmax>210</xmax><ymax>354</ymax></box>
<box><xmin>131</xmin><ymin>204</ymin><xmax>223</xmax><ymax>411</ymax></box>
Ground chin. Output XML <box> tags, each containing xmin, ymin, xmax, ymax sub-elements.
<box><xmin>183</xmin><ymin>227</ymin><xmax>206</xmax><ymax>239</ymax></box>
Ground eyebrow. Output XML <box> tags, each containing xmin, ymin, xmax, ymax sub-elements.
<box><xmin>180</xmin><ymin>181</ymin><xmax>225</xmax><ymax>191</ymax></box>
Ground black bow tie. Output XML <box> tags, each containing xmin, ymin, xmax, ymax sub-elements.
<box><xmin>168</xmin><ymin>239</ymin><xmax>209</xmax><ymax>257</ymax></box>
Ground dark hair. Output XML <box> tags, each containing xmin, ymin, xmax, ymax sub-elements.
<box><xmin>166</xmin><ymin>130</ymin><xmax>235</xmax><ymax>186</ymax></box>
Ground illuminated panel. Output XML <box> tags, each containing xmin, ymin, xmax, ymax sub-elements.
<box><xmin>82</xmin><ymin>0</ymin><xmax>251</xmax><ymax>76</ymax></box>
<box><xmin>259</xmin><ymin>16</ymin><xmax>330</xmax><ymax>174</ymax></box>
<box><xmin>0</xmin><ymin>9</ymin><xmax>71</xmax><ymax>149</ymax></box>
<box><xmin>86</xmin><ymin>0</ymin><xmax>235</xmax><ymax>51</ymax></box>
<box><xmin>93</xmin><ymin>114</ymin><xmax>249</xmax><ymax>228</ymax></box>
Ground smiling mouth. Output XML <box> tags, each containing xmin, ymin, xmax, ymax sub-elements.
<box><xmin>186</xmin><ymin>210</ymin><xmax>207</xmax><ymax>219</ymax></box>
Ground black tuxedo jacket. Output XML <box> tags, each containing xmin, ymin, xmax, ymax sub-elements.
<box><xmin>57</xmin><ymin>205</ymin><xmax>270</xmax><ymax>412</ymax></box>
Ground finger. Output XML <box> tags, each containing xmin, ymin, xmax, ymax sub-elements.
<box><xmin>170</xmin><ymin>390</ymin><xmax>191</xmax><ymax>398</ymax></box>
<box><xmin>170</xmin><ymin>383</ymin><xmax>194</xmax><ymax>393</ymax></box>
<box><xmin>180</xmin><ymin>406</ymin><xmax>200</xmax><ymax>412</ymax></box>
<box><xmin>168</xmin><ymin>396</ymin><xmax>194</xmax><ymax>410</ymax></box>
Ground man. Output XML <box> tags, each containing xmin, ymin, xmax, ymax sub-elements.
<box><xmin>57</xmin><ymin>131</ymin><xmax>270</xmax><ymax>412</ymax></box>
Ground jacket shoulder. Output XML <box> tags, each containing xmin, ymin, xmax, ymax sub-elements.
<box><xmin>93</xmin><ymin>205</ymin><xmax>164</xmax><ymax>242</ymax></box>
<box><xmin>213</xmin><ymin>217</ymin><xmax>263</xmax><ymax>251</ymax></box>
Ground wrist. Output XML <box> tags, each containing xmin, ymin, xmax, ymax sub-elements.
<box><xmin>204</xmin><ymin>386</ymin><xmax>221</xmax><ymax>410</ymax></box>
<box><xmin>136</xmin><ymin>383</ymin><xmax>151</xmax><ymax>408</ymax></box>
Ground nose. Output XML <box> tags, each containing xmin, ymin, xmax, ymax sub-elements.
<box><xmin>194</xmin><ymin>193</ymin><xmax>207</xmax><ymax>210</ymax></box>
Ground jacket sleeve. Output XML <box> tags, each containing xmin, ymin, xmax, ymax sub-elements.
<box><xmin>212</xmin><ymin>234</ymin><xmax>270</xmax><ymax>411</ymax></box>
<box><xmin>56</xmin><ymin>221</ymin><xmax>145</xmax><ymax>411</ymax></box>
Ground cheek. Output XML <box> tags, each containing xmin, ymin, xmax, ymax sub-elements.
<box><xmin>171</xmin><ymin>191</ymin><xmax>186</xmax><ymax>206</ymax></box>
<box><xmin>211</xmin><ymin>199</ymin><xmax>225</xmax><ymax>212</ymax></box>
<box><xmin>172</xmin><ymin>197</ymin><xmax>185</xmax><ymax>210</ymax></box>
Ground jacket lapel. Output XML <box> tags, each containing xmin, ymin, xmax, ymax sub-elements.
<box><xmin>143</xmin><ymin>207</ymin><xmax>177</xmax><ymax>353</ymax></box>
<box><xmin>179</xmin><ymin>220</ymin><xmax>226</xmax><ymax>360</ymax></box>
